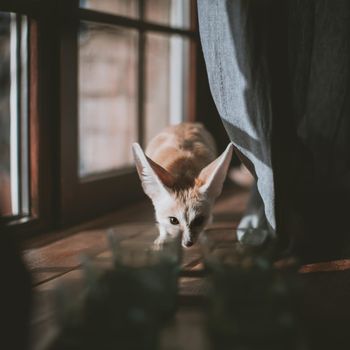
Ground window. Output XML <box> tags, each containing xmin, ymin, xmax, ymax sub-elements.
<box><xmin>80</xmin><ymin>0</ymin><xmax>139</xmax><ymax>18</ymax></box>
<box><xmin>1</xmin><ymin>0</ymin><xmax>198</xmax><ymax>234</ymax></box>
<box><xmin>60</xmin><ymin>0</ymin><xmax>197</xmax><ymax>225</ymax></box>
<box><xmin>0</xmin><ymin>12</ymin><xmax>28</xmax><ymax>219</ymax></box>
<box><xmin>77</xmin><ymin>0</ymin><xmax>193</xmax><ymax>178</ymax></box>
<box><xmin>144</xmin><ymin>32</ymin><xmax>190</xmax><ymax>144</ymax></box>
<box><xmin>78</xmin><ymin>22</ymin><xmax>138</xmax><ymax>176</ymax></box>
<box><xmin>144</xmin><ymin>0</ymin><xmax>190</xmax><ymax>28</ymax></box>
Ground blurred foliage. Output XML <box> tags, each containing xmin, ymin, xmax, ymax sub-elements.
<box><xmin>204</xmin><ymin>243</ymin><xmax>306</xmax><ymax>350</ymax></box>
<box><xmin>50</xmin><ymin>237</ymin><xmax>180</xmax><ymax>350</ymax></box>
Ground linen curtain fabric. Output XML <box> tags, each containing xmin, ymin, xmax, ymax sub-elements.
<box><xmin>198</xmin><ymin>0</ymin><xmax>350</xmax><ymax>260</ymax></box>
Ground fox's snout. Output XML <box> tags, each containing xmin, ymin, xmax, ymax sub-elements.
<box><xmin>182</xmin><ymin>238</ymin><xmax>194</xmax><ymax>248</ymax></box>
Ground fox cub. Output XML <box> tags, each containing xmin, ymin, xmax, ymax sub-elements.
<box><xmin>132</xmin><ymin>122</ymin><xmax>233</xmax><ymax>248</ymax></box>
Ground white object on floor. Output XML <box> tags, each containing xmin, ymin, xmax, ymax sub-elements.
<box><xmin>237</xmin><ymin>182</ymin><xmax>275</xmax><ymax>245</ymax></box>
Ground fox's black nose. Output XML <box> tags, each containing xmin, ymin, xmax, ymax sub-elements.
<box><xmin>184</xmin><ymin>240</ymin><xmax>193</xmax><ymax>247</ymax></box>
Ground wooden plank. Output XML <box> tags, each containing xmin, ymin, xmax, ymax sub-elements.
<box><xmin>30</xmin><ymin>269</ymin><xmax>85</xmax><ymax>350</ymax></box>
<box><xmin>24</xmin><ymin>223</ymin><xmax>154</xmax><ymax>285</ymax></box>
<box><xmin>300</xmin><ymin>259</ymin><xmax>350</xmax><ymax>273</ymax></box>
<box><xmin>23</xmin><ymin>199</ymin><xmax>154</xmax><ymax>249</ymax></box>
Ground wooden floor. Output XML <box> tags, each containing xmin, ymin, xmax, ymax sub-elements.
<box><xmin>24</xmin><ymin>183</ymin><xmax>248</xmax><ymax>350</ymax></box>
<box><xmin>24</xmin><ymin>183</ymin><xmax>350</xmax><ymax>350</ymax></box>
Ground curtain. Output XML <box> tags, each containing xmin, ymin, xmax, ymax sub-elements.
<box><xmin>198</xmin><ymin>0</ymin><xmax>350</xmax><ymax>261</ymax></box>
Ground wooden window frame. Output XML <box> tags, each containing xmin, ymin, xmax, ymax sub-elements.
<box><xmin>1</xmin><ymin>1</ymin><xmax>58</xmax><ymax>238</ymax></box>
<box><xmin>1</xmin><ymin>0</ymin><xmax>199</xmax><ymax>235</ymax></box>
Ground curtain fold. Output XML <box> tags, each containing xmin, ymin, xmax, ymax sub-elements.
<box><xmin>198</xmin><ymin>0</ymin><xmax>275</xmax><ymax>232</ymax></box>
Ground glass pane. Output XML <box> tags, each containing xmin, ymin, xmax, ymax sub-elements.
<box><xmin>79</xmin><ymin>22</ymin><xmax>138</xmax><ymax>177</ymax></box>
<box><xmin>145</xmin><ymin>32</ymin><xmax>189</xmax><ymax>144</ymax></box>
<box><xmin>0</xmin><ymin>12</ymin><xmax>28</xmax><ymax>217</ymax></box>
<box><xmin>80</xmin><ymin>0</ymin><xmax>139</xmax><ymax>18</ymax></box>
<box><xmin>0</xmin><ymin>12</ymin><xmax>11</xmax><ymax>216</ymax></box>
<box><xmin>145</xmin><ymin>0</ymin><xmax>190</xmax><ymax>28</ymax></box>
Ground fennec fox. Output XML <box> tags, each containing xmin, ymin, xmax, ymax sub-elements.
<box><xmin>132</xmin><ymin>122</ymin><xmax>233</xmax><ymax>248</ymax></box>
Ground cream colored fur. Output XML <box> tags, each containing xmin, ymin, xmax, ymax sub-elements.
<box><xmin>132</xmin><ymin>122</ymin><xmax>233</xmax><ymax>248</ymax></box>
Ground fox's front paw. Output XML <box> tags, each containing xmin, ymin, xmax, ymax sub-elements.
<box><xmin>153</xmin><ymin>237</ymin><xmax>165</xmax><ymax>251</ymax></box>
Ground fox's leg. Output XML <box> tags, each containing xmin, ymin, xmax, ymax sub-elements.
<box><xmin>153</xmin><ymin>225</ymin><xmax>168</xmax><ymax>250</ymax></box>
<box><xmin>237</xmin><ymin>183</ymin><xmax>275</xmax><ymax>245</ymax></box>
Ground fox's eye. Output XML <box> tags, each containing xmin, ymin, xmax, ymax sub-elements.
<box><xmin>169</xmin><ymin>217</ymin><xmax>179</xmax><ymax>225</ymax></box>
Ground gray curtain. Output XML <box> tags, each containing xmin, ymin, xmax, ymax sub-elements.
<box><xmin>198</xmin><ymin>0</ymin><xmax>350</xmax><ymax>261</ymax></box>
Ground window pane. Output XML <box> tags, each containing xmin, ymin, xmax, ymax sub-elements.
<box><xmin>145</xmin><ymin>33</ymin><xmax>189</xmax><ymax>144</ymax></box>
<box><xmin>0</xmin><ymin>12</ymin><xmax>28</xmax><ymax>217</ymax></box>
<box><xmin>80</xmin><ymin>0</ymin><xmax>139</xmax><ymax>18</ymax></box>
<box><xmin>145</xmin><ymin>0</ymin><xmax>190</xmax><ymax>28</ymax></box>
<box><xmin>79</xmin><ymin>22</ymin><xmax>138</xmax><ymax>177</ymax></box>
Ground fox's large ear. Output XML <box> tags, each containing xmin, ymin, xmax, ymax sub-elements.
<box><xmin>198</xmin><ymin>143</ymin><xmax>233</xmax><ymax>200</ymax></box>
<box><xmin>132</xmin><ymin>143</ymin><xmax>175</xmax><ymax>200</ymax></box>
